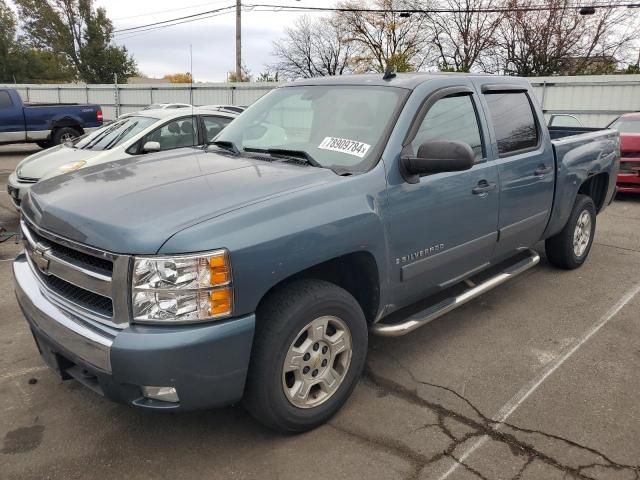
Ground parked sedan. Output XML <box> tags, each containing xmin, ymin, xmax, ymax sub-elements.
<box><xmin>7</xmin><ymin>108</ymin><xmax>237</xmax><ymax>209</ymax></box>
<box><xmin>608</xmin><ymin>113</ymin><xmax>640</xmax><ymax>194</ymax></box>
<box><xmin>118</xmin><ymin>103</ymin><xmax>192</xmax><ymax>119</ymax></box>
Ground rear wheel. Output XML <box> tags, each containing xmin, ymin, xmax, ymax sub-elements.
<box><xmin>243</xmin><ymin>279</ymin><xmax>368</xmax><ymax>433</ymax></box>
<box><xmin>51</xmin><ymin>127</ymin><xmax>80</xmax><ymax>146</ymax></box>
<box><xmin>545</xmin><ymin>194</ymin><xmax>596</xmax><ymax>269</ymax></box>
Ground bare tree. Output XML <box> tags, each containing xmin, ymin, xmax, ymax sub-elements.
<box><xmin>270</xmin><ymin>15</ymin><xmax>353</xmax><ymax>79</ymax></box>
<box><xmin>495</xmin><ymin>0</ymin><xmax>639</xmax><ymax>76</ymax></box>
<box><xmin>425</xmin><ymin>0</ymin><xmax>503</xmax><ymax>72</ymax></box>
<box><xmin>336</xmin><ymin>0</ymin><xmax>436</xmax><ymax>72</ymax></box>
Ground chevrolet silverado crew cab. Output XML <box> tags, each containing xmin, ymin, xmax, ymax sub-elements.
<box><xmin>0</xmin><ymin>88</ymin><xmax>102</xmax><ymax>148</ymax></box>
<box><xmin>13</xmin><ymin>74</ymin><xmax>619</xmax><ymax>433</ymax></box>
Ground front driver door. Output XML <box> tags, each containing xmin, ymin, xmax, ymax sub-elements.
<box><xmin>386</xmin><ymin>86</ymin><xmax>500</xmax><ymax>307</ymax></box>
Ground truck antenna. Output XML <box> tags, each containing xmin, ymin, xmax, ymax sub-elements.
<box><xmin>383</xmin><ymin>66</ymin><xmax>396</xmax><ymax>81</ymax></box>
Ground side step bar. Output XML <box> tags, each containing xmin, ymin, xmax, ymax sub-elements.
<box><xmin>372</xmin><ymin>249</ymin><xmax>540</xmax><ymax>337</ymax></box>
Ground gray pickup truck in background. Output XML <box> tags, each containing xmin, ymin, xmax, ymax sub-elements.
<box><xmin>13</xmin><ymin>73</ymin><xmax>619</xmax><ymax>433</ymax></box>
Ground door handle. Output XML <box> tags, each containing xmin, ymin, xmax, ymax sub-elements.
<box><xmin>472</xmin><ymin>181</ymin><xmax>497</xmax><ymax>195</ymax></box>
<box><xmin>535</xmin><ymin>165</ymin><xmax>553</xmax><ymax>176</ymax></box>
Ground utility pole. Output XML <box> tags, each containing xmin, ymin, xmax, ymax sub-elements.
<box><xmin>235</xmin><ymin>0</ymin><xmax>241</xmax><ymax>81</ymax></box>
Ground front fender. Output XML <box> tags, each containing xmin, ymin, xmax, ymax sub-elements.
<box><xmin>158</xmin><ymin>165</ymin><xmax>390</xmax><ymax>317</ymax></box>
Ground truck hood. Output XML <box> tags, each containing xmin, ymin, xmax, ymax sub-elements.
<box><xmin>22</xmin><ymin>148</ymin><xmax>337</xmax><ymax>254</ymax></box>
<box><xmin>17</xmin><ymin>145</ymin><xmax>112</xmax><ymax>180</ymax></box>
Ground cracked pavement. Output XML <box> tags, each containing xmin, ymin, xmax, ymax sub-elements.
<box><xmin>1</xmin><ymin>145</ymin><xmax>639</xmax><ymax>480</ymax></box>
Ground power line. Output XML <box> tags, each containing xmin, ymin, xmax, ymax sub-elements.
<box><xmin>245</xmin><ymin>2</ymin><xmax>640</xmax><ymax>14</ymax></box>
<box><xmin>113</xmin><ymin>5</ymin><xmax>236</xmax><ymax>34</ymax></box>
<box><xmin>112</xmin><ymin>0</ymin><xmax>231</xmax><ymax>21</ymax></box>
<box><xmin>114</xmin><ymin>11</ymin><xmax>234</xmax><ymax>40</ymax></box>
<box><xmin>113</xmin><ymin>1</ymin><xmax>640</xmax><ymax>37</ymax></box>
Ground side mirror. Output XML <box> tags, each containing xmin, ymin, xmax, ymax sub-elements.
<box><xmin>142</xmin><ymin>141</ymin><xmax>161</xmax><ymax>153</ymax></box>
<box><xmin>400</xmin><ymin>140</ymin><xmax>475</xmax><ymax>184</ymax></box>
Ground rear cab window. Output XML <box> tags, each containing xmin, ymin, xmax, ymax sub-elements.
<box><xmin>484</xmin><ymin>92</ymin><xmax>539</xmax><ymax>156</ymax></box>
<box><xmin>608</xmin><ymin>117</ymin><xmax>640</xmax><ymax>134</ymax></box>
<box><xmin>0</xmin><ymin>91</ymin><xmax>14</xmax><ymax>109</ymax></box>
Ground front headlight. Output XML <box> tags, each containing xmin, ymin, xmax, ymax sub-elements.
<box><xmin>58</xmin><ymin>161</ymin><xmax>86</xmax><ymax>173</ymax></box>
<box><xmin>132</xmin><ymin>250</ymin><xmax>233</xmax><ymax>324</ymax></box>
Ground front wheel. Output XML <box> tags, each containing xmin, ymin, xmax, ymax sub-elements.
<box><xmin>243</xmin><ymin>279</ymin><xmax>368</xmax><ymax>433</ymax></box>
<box><xmin>545</xmin><ymin>194</ymin><xmax>596</xmax><ymax>269</ymax></box>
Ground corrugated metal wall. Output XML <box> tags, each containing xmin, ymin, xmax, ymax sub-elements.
<box><xmin>5</xmin><ymin>83</ymin><xmax>280</xmax><ymax>121</ymax></box>
<box><xmin>5</xmin><ymin>75</ymin><xmax>640</xmax><ymax>126</ymax></box>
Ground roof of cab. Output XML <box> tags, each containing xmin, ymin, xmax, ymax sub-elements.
<box><xmin>287</xmin><ymin>72</ymin><xmax>519</xmax><ymax>90</ymax></box>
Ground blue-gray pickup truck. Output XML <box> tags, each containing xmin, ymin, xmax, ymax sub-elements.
<box><xmin>0</xmin><ymin>88</ymin><xmax>103</xmax><ymax>148</ymax></box>
<box><xmin>13</xmin><ymin>73</ymin><xmax>619</xmax><ymax>432</ymax></box>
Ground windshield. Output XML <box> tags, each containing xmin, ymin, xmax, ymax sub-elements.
<box><xmin>143</xmin><ymin>104</ymin><xmax>163</xmax><ymax>110</ymax></box>
<box><xmin>214</xmin><ymin>85</ymin><xmax>407</xmax><ymax>172</ymax></box>
<box><xmin>608</xmin><ymin>117</ymin><xmax>640</xmax><ymax>134</ymax></box>
<box><xmin>74</xmin><ymin>116</ymin><xmax>158</xmax><ymax>150</ymax></box>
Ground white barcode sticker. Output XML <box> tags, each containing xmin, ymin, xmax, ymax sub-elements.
<box><xmin>318</xmin><ymin>137</ymin><xmax>371</xmax><ymax>158</ymax></box>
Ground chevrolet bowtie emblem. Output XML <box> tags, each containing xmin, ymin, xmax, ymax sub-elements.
<box><xmin>31</xmin><ymin>243</ymin><xmax>51</xmax><ymax>275</ymax></box>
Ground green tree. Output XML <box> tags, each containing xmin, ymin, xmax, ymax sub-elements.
<box><xmin>0</xmin><ymin>1</ymin><xmax>17</xmax><ymax>82</ymax></box>
<box><xmin>15</xmin><ymin>0</ymin><xmax>138</xmax><ymax>83</ymax></box>
<box><xmin>0</xmin><ymin>0</ymin><xmax>74</xmax><ymax>82</ymax></box>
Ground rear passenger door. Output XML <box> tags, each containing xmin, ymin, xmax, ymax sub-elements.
<box><xmin>477</xmin><ymin>84</ymin><xmax>555</xmax><ymax>260</ymax></box>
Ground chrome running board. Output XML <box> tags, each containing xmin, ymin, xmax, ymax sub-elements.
<box><xmin>372</xmin><ymin>249</ymin><xmax>540</xmax><ymax>337</ymax></box>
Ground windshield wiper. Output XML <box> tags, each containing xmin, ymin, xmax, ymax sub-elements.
<box><xmin>208</xmin><ymin>140</ymin><xmax>240</xmax><ymax>154</ymax></box>
<box><xmin>243</xmin><ymin>147</ymin><xmax>322</xmax><ymax>168</ymax></box>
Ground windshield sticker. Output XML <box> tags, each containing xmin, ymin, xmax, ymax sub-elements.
<box><xmin>318</xmin><ymin>137</ymin><xmax>371</xmax><ymax>158</ymax></box>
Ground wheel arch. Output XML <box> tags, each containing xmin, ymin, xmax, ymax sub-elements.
<box><xmin>255</xmin><ymin>251</ymin><xmax>381</xmax><ymax>324</ymax></box>
<box><xmin>578</xmin><ymin>172</ymin><xmax>609</xmax><ymax>213</ymax></box>
<box><xmin>50</xmin><ymin>116</ymin><xmax>84</xmax><ymax>135</ymax></box>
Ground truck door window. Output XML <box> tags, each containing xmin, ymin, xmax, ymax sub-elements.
<box><xmin>484</xmin><ymin>92</ymin><xmax>539</xmax><ymax>156</ymax></box>
<box><xmin>0</xmin><ymin>91</ymin><xmax>13</xmax><ymax>109</ymax></box>
<box><xmin>412</xmin><ymin>94</ymin><xmax>484</xmax><ymax>161</ymax></box>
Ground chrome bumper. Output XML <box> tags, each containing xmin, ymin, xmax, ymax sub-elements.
<box><xmin>13</xmin><ymin>253</ymin><xmax>113</xmax><ymax>373</ymax></box>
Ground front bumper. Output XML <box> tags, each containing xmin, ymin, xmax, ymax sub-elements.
<box><xmin>7</xmin><ymin>171</ymin><xmax>34</xmax><ymax>210</ymax></box>
<box><xmin>13</xmin><ymin>253</ymin><xmax>255</xmax><ymax>410</ymax></box>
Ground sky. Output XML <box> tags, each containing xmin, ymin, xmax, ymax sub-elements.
<box><xmin>96</xmin><ymin>0</ymin><xmax>323</xmax><ymax>82</ymax></box>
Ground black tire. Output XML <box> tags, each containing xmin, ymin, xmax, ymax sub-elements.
<box><xmin>545</xmin><ymin>194</ymin><xmax>596</xmax><ymax>270</ymax></box>
<box><xmin>51</xmin><ymin>127</ymin><xmax>80</xmax><ymax>145</ymax></box>
<box><xmin>36</xmin><ymin>140</ymin><xmax>52</xmax><ymax>149</ymax></box>
<box><xmin>243</xmin><ymin>279</ymin><xmax>368</xmax><ymax>433</ymax></box>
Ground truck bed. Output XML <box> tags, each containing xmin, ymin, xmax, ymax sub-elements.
<box><xmin>548</xmin><ymin>125</ymin><xmax>603</xmax><ymax>140</ymax></box>
<box><xmin>545</xmin><ymin>128</ymin><xmax>619</xmax><ymax>239</ymax></box>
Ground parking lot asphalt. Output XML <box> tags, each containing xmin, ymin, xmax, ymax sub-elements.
<box><xmin>0</xmin><ymin>144</ymin><xmax>639</xmax><ymax>480</ymax></box>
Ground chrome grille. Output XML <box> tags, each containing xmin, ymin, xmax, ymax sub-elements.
<box><xmin>35</xmin><ymin>271</ymin><xmax>114</xmax><ymax>317</ymax></box>
<box><xmin>21</xmin><ymin>216</ymin><xmax>130</xmax><ymax>328</ymax></box>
